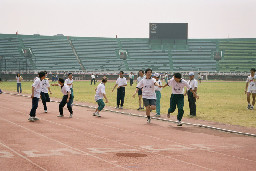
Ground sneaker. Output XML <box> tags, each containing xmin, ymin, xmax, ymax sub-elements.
<box><xmin>167</xmin><ymin>113</ymin><xmax>170</xmax><ymax>118</ymax></box>
<box><xmin>44</xmin><ymin>110</ymin><xmax>47</xmax><ymax>113</ymax></box>
<box><xmin>247</xmin><ymin>104</ymin><xmax>251</xmax><ymax>109</ymax></box>
<box><xmin>95</xmin><ymin>112</ymin><xmax>101</xmax><ymax>117</ymax></box>
<box><xmin>69</xmin><ymin>114</ymin><xmax>73</xmax><ymax>118</ymax></box>
<box><xmin>28</xmin><ymin>117</ymin><xmax>35</xmax><ymax>122</ymax></box>
<box><xmin>93</xmin><ymin>112</ymin><xmax>97</xmax><ymax>116</ymax></box>
<box><xmin>57</xmin><ymin>115</ymin><xmax>64</xmax><ymax>117</ymax></box>
<box><xmin>250</xmin><ymin>106</ymin><xmax>254</xmax><ymax>110</ymax></box>
<box><xmin>177</xmin><ymin>121</ymin><xmax>182</xmax><ymax>126</ymax></box>
<box><xmin>147</xmin><ymin>117</ymin><xmax>151</xmax><ymax>123</ymax></box>
<box><xmin>154</xmin><ymin>114</ymin><xmax>161</xmax><ymax>117</ymax></box>
<box><xmin>33</xmin><ymin>117</ymin><xmax>39</xmax><ymax>121</ymax></box>
<box><xmin>120</xmin><ymin>106</ymin><xmax>123</xmax><ymax>109</ymax></box>
<box><xmin>115</xmin><ymin>106</ymin><xmax>119</xmax><ymax>109</ymax></box>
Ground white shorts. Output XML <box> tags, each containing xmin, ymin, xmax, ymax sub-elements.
<box><xmin>247</xmin><ymin>90</ymin><xmax>256</xmax><ymax>94</ymax></box>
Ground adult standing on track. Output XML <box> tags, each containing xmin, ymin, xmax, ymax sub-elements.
<box><xmin>184</xmin><ymin>72</ymin><xmax>198</xmax><ymax>116</ymax></box>
<box><xmin>133</xmin><ymin>68</ymin><xmax>161</xmax><ymax>123</ymax></box>
<box><xmin>245</xmin><ymin>68</ymin><xmax>256</xmax><ymax>110</ymax></box>
<box><xmin>41</xmin><ymin>71</ymin><xmax>52</xmax><ymax>113</ymax></box>
<box><xmin>16</xmin><ymin>73</ymin><xmax>22</xmax><ymax>93</ymax></box>
<box><xmin>91</xmin><ymin>73</ymin><xmax>96</xmax><ymax>85</ymax></box>
<box><xmin>65</xmin><ymin>73</ymin><xmax>74</xmax><ymax>105</ymax></box>
<box><xmin>28</xmin><ymin>71</ymin><xmax>46</xmax><ymax>122</ymax></box>
<box><xmin>112</xmin><ymin>71</ymin><xmax>127</xmax><ymax>109</ymax></box>
<box><xmin>162</xmin><ymin>73</ymin><xmax>199</xmax><ymax>126</ymax></box>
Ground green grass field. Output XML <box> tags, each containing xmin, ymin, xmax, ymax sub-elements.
<box><xmin>1</xmin><ymin>80</ymin><xmax>256</xmax><ymax>128</ymax></box>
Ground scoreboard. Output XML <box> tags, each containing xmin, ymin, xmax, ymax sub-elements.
<box><xmin>149</xmin><ymin>23</ymin><xmax>188</xmax><ymax>39</ymax></box>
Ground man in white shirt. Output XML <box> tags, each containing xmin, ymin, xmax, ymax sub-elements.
<box><xmin>245</xmin><ymin>68</ymin><xmax>256</xmax><ymax>110</ymax></box>
<box><xmin>91</xmin><ymin>74</ymin><xmax>96</xmax><ymax>85</ymax></box>
<box><xmin>162</xmin><ymin>73</ymin><xmax>199</xmax><ymax>126</ymax></box>
<box><xmin>28</xmin><ymin>71</ymin><xmax>46</xmax><ymax>122</ymax></box>
<box><xmin>184</xmin><ymin>72</ymin><xmax>198</xmax><ymax>116</ymax></box>
<box><xmin>65</xmin><ymin>73</ymin><xmax>74</xmax><ymax>104</ymax></box>
<box><xmin>16</xmin><ymin>73</ymin><xmax>22</xmax><ymax>93</ymax></box>
<box><xmin>52</xmin><ymin>78</ymin><xmax>73</xmax><ymax>118</ymax></box>
<box><xmin>41</xmin><ymin>71</ymin><xmax>52</xmax><ymax>113</ymax></box>
<box><xmin>93</xmin><ymin>77</ymin><xmax>109</xmax><ymax>117</ymax></box>
<box><xmin>129</xmin><ymin>72</ymin><xmax>134</xmax><ymax>86</ymax></box>
<box><xmin>153</xmin><ymin>73</ymin><xmax>162</xmax><ymax>117</ymax></box>
<box><xmin>133</xmin><ymin>68</ymin><xmax>161</xmax><ymax>123</ymax></box>
<box><xmin>136</xmin><ymin>70</ymin><xmax>145</xmax><ymax>110</ymax></box>
<box><xmin>112</xmin><ymin>71</ymin><xmax>127</xmax><ymax>109</ymax></box>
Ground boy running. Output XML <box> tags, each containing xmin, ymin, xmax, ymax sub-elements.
<box><xmin>52</xmin><ymin>78</ymin><xmax>73</xmax><ymax>118</ymax></box>
<box><xmin>153</xmin><ymin>73</ymin><xmax>162</xmax><ymax>117</ymax></box>
<box><xmin>133</xmin><ymin>68</ymin><xmax>161</xmax><ymax>123</ymax></box>
<box><xmin>28</xmin><ymin>71</ymin><xmax>46</xmax><ymax>122</ymax></box>
<box><xmin>41</xmin><ymin>71</ymin><xmax>52</xmax><ymax>113</ymax></box>
<box><xmin>112</xmin><ymin>71</ymin><xmax>127</xmax><ymax>109</ymax></box>
<box><xmin>65</xmin><ymin>73</ymin><xmax>74</xmax><ymax>105</ymax></box>
<box><xmin>162</xmin><ymin>73</ymin><xmax>199</xmax><ymax>126</ymax></box>
<box><xmin>245</xmin><ymin>68</ymin><xmax>256</xmax><ymax>110</ymax></box>
<box><xmin>93</xmin><ymin>77</ymin><xmax>109</xmax><ymax>117</ymax></box>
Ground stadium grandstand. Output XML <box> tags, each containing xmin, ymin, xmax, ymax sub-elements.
<box><xmin>0</xmin><ymin>34</ymin><xmax>256</xmax><ymax>74</ymax></box>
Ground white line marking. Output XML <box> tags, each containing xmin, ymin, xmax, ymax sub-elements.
<box><xmin>0</xmin><ymin>141</ymin><xmax>47</xmax><ymax>171</ymax></box>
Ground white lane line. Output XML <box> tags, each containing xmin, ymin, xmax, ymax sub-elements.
<box><xmin>0</xmin><ymin>141</ymin><xmax>47</xmax><ymax>171</ymax></box>
<box><xmin>0</xmin><ymin>117</ymin><xmax>131</xmax><ymax>171</ymax></box>
<box><xmin>1</xmin><ymin>104</ymin><xmax>215</xmax><ymax>171</ymax></box>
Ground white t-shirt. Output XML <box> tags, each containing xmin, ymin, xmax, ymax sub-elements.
<box><xmin>168</xmin><ymin>78</ymin><xmax>190</xmax><ymax>94</ymax></box>
<box><xmin>137</xmin><ymin>78</ymin><xmax>157</xmax><ymax>99</ymax></box>
<box><xmin>154</xmin><ymin>79</ymin><xmax>162</xmax><ymax>91</ymax></box>
<box><xmin>91</xmin><ymin>75</ymin><xmax>95</xmax><ymax>79</ymax></box>
<box><xmin>61</xmin><ymin>84</ymin><xmax>71</xmax><ymax>95</ymax></box>
<box><xmin>129</xmin><ymin>74</ymin><xmax>133</xmax><ymax>79</ymax></box>
<box><xmin>246</xmin><ymin>75</ymin><xmax>256</xmax><ymax>91</ymax></box>
<box><xmin>137</xmin><ymin>75</ymin><xmax>145</xmax><ymax>86</ymax></box>
<box><xmin>95</xmin><ymin>83</ymin><xmax>106</xmax><ymax>101</ymax></box>
<box><xmin>41</xmin><ymin>79</ymin><xmax>50</xmax><ymax>93</ymax></box>
<box><xmin>188</xmin><ymin>79</ymin><xmax>198</xmax><ymax>91</ymax></box>
<box><xmin>116</xmin><ymin>77</ymin><xmax>127</xmax><ymax>87</ymax></box>
<box><xmin>16</xmin><ymin>76</ymin><xmax>21</xmax><ymax>83</ymax></box>
<box><xmin>65</xmin><ymin>78</ymin><xmax>73</xmax><ymax>88</ymax></box>
<box><xmin>32</xmin><ymin>77</ymin><xmax>42</xmax><ymax>98</ymax></box>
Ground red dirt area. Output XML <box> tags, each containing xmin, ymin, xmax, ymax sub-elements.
<box><xmin>0</xmin><ymin>93</ymin><xmax>256</xmax><ymax>171</ymax></box>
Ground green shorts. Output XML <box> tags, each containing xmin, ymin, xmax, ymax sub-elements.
<box><xmin>96</xmin><ymin>99</ymin><xmax>105</xmax><ymax>111</ymax></box>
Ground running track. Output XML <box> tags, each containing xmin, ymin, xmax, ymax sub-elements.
<box><xmin>0</xmin><ymin>93</ymin><xmax>256</xmax><ymax>171</ymax></box>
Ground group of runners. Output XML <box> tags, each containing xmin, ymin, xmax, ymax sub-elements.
<box><xmin>26</xmin><ymin>67</ymin><xmax>256</xmax><ymax>126</ymax></box>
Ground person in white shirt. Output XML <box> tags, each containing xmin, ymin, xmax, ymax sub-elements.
<box><xmin>16</xmin><ymin>73</ymin><xmax>23</xmax><ymax>93</ymax></box>
<box><xmin>28</xmin><ymin>71</ymin><xmax>46</xmax><ymax>122</ymax></box>
<box><xmin>65</xmin><ymin>73</ymin><xmax>74</xmax><ymax>104</ymax></box>
<box><xmin>91</xmin><ymin>74</ymin><xmax>96</xmax><ymax>85</ymax></box>
<box><xmin>133</xmin><ymin>68</ymin><xmax>161</xmax><ymax>123</ymax></box>
<box><xmin>135</xmin><ymin>70</ymin><xmax>145</xmax><ymax>110</ymax></box>
<box><xmin>162</xmin><ymin>73</ymin><xmax>199</xmax><ymax>126</ymax></box>
<box><xmin>52</xmin><ymin>78</ymin><xmax>73</xmax><ymax>118</ymax></box>
<box><xmin>93</xmin><ymin>77</ymin><xmax>109</xmax><ymax>117</ymax></box>
<box><xmin>129</xmin><ymin>72</ymin><xmax>134</xmax><ymax>86</ymax></box>
<box><xmin>164</xmin><ymin>73</ymin><xmax>168</xmax><ymax>84</ymax></box>
<box><xmin>245</xmin><ymin>68</ymin><xmax>256</xmax><ymax>110</ymax></box>
<box><xmin>184</xmin><ymin>72</ymin><xmax>198</xmax><ymax>116</ymax></box>
<box><xmin>112</xmin><ymin>71</ymin><xmax>127</xmax><ymax>109</ymax></box>
<box><xmin>153</xmin><ymin>73</ymin><xmax>162</xmax><ymax>117</ymax></box>
<box><xmin>41</xmin><ymin>71</ymin><xmax>52</xmax><ymax>113</ymax></box>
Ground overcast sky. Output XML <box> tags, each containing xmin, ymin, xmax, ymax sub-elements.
<box><xmin>0</xmin><ymin>0</ymin><xmax>255</xmax><ymax>38</ymax></box>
